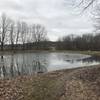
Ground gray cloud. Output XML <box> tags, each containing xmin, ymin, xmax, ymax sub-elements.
<box><xmin>0</xmin><ymin>0</ymin><xmax>22</xmax><ymax>11</ymax></box>
<box><xmin>0</xmin><ymin>0</ymin><xmax>93</xmax><ymax>41</ymax></box>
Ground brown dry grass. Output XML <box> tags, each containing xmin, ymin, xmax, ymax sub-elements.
<box><xmin>0</xmin><ymin>65</ymin><xmax>100</xmax><ymax>100</ymax></box>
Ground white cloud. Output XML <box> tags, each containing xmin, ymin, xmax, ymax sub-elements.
<box><xmin>0</xmin><ymin>0</ymin><xmax>93</xmax><ymax>41</ymax></box>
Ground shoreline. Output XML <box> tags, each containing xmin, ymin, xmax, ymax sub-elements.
<box><xmin>0</xmin><ymin>50</ymin><xmax>100</xmax><ymax>56</ymax></box>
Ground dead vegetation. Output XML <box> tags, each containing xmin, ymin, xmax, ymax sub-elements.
<box><xmin>0</xmin><ymin>65</ymin><xmax>100</xmax><ymax>100</ymax></box>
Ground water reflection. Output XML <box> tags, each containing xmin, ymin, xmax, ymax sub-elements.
<box><xmin>82</xmin><ymin>56</ymin><xmax>100</xmax><ymax>63</ymax></box>
<box><xmin>0</xmin><ymin>53</ymin><xmax>48</xmax><ymax>78</ymax></box>
<box><xmin>0</xmin><ymin>52</ymin><xmax>100</xmax><ymax>78</ymax></box>
<box><xmin>61</xmin><ymin>54</ymin><xmax>100</xmax><ymax>64</ymax></box>
<box><xmin>0</xmin><ymin>55</ymin><xmax>7</xmax><ymax>78</ymax></box>
<box><xmin>68</xmin><ymin>56</ymin><xmax>100</xmax><ymax>65</ymax></box>
<box><xmin>32</xmin><ymin>55</ymin><xmax>47</xmax><ymax>73</ymax></box>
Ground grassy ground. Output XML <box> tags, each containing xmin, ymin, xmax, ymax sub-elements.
<box><xmin>0</xmin><ymin>71</ymin><xmax>68</xmax><ymax>100</ymax></box>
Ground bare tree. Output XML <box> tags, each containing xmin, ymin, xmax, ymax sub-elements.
<box><xmin>0</xmin><ymin>13</ymin><xmax>11</xmax><ymax>51</ymax></box>
<box><xmin>78</xmin><ymin>0</ymin><xmax>96</xmax><ymax>9</ymax></box>
<box><xmin>69</xmin><ymin>0</ymin><xmax>98</xmax><ymax>12</ymax></box>
<box><xmin>31</xmin><ymin>24</ymin><xmax>48</xmax><ymax>49</ymax></box>
<box><xmin>9</xmin><ymin>20</ymin><xmax>15</xmax><ymax>50</ymax></box>
<box><xmin>0</xmin><ymin>13</ymin><xmax>49</xmax><ymax>51</ymax></box>
<box><xmin>15</xmin><ymin>21</ymin><xmax>21</xmax><ymax>45</ymax></box>
<box><xmin>20</xmin><ymin>22</ymin><xmax>28</xmax><ymax>49</ymax></box>
<box><xmin>56</xmin><ymin>33</ymin><xmax>97</xmax><ymax>50</ymax></box>
<box><xmin>31</xmin><ymin>24</ymin><xmax>47</xmax><ymax>42</ymax></box>
<box><xmin>93</xmin><ymin>5</ymin><xmax>100</xmax><ymax>33</ymax></box>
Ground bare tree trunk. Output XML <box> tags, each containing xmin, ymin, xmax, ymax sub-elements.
<box><xmin>1</xmin><ymin>42</ymin><xmax>4</xmax><ymax>51</ymax></box>
<box><xmin>31</xmin><ymin>24</ymin><xmax>48</xmax><ymax>50</ymax></box>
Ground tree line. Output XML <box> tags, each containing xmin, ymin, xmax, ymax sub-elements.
<box><xmin>0</xmin><ymin>13</ymin><xmax>48</xmax><ymax>51</ymax></box>
<box><xmin>56</xmin><ymin>33</ymin><xmax>100</xmax><ymax>51</ymax></box>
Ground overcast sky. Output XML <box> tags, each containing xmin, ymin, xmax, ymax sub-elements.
<box><xmin>0</xmin><ymin>0</ymin><xmax>93</xmax><ymax>41</ymax></box>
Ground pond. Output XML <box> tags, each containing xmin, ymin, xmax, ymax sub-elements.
<box><xmin>0</xmin><ymin>52</ymin><xmax>100</xmax><ymax>78</ymax></box>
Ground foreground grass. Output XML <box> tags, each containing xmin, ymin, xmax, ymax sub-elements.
<box><xmin>23</xmin><ymin>72</ymin><xmax>67</xmax><ymax>100</ymax></box>
<box><xmin>0</xmin><ymin>71</ymin><xmax>67</xmax><ymax>100</ymax></box>
<box><xmin>1</xmin><ymin>65</ymin><xmax>100</xmax><ymax>100</ymax></box>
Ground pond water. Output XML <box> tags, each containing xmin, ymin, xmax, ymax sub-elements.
<box><xmin>0</xmin><ymin>52</ymin><xmax>100</xmax><ymax>78</ymax></box>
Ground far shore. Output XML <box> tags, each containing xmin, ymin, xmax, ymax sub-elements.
<box><xmin>0</xmin><ymin>49</ymin><xmax>100</xmax><ymax>56</ymax></box>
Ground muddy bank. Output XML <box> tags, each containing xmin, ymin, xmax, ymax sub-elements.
<box><xmin>0</xmin><ymin>65</ymin><xmax>100</xmax><ymax>100</ymax></box>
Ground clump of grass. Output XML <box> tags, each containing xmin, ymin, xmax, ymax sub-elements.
<box><xmin>23</xmin><ymin>73</ymin><xmax>66</xmax><ymax>100</ymax></box>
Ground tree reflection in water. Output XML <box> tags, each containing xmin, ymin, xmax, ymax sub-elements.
<box><xmin>32</xmin><ymin>55</ymin><xmax>47</xmax><ymax>73</ymax></box>
<box><xmin>0</xmin><ymin>53</ymin><xmax>100</xmax><ymax>78</ymax></box>
<box><xmin>0</xmin><ymin>55</ymin><xmax>7</xmax><ymax>78</ymax></box>
<box><xmin>0</xmin><ymin>53</ymin><xmax>48</xmax><ymax>78</ymax></box>
<box><xmin>10</xmin><ymin>54</ymin><xmax>14</xmax><ymax>77</ymax></box>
